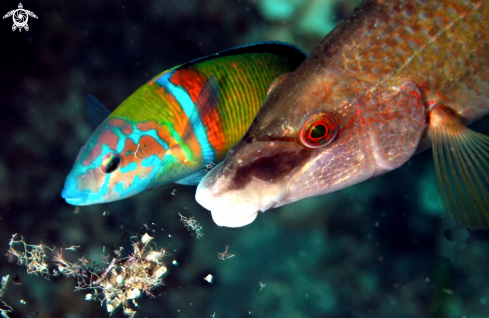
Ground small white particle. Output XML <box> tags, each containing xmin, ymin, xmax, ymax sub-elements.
<box><xmin>115</xmin><ymin>275</ymin><xmax>124</xmax><ymax>285</ymax></box>
<box><xmin>141</xmin><ymin>233</ymin><xmax>154</xmax><ymax>245</ymax></box>
<box><xmin>204</xmin><ymin>274</ymin><xmax>214</xmax><ymax>284</ymax></box>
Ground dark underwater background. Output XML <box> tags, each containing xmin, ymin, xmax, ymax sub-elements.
<box><xmin>1</xmin><ymin>0</ymin><xmax>489</xmax><ymax>317</ymax></box>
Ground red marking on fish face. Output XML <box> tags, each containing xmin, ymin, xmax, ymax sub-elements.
<box><xmin>169</xmin><ymin>68</ymin><xmax>207</xmax><ymax>103</ymax></box>
<box><xmin>136</xmin><ymin>122</ymin><xmax>177</xmax><ymax>146</ymax></box>
<box><xmin>99</xmin><ymin>130</ymin><xmax>119</xmax><ymax>150</ymax></box>
<box><xmin>136</xmin><ymin>122</ymin><xmax>155</xmax><ymax>132</ymax></box>
<box><xmin>108</xmin><ymin>137</ymin><xmax>158</xmax><ymax>195</ymax></box>
<box><xmin>135</xmin><ymin>135</ymin><xmax>166</xmax><ymax>159</ymax></box>
<box><xmin>81</xmin><ymin>139</ymin><xmax>102</xmax><ymax>167</ymax></box>
<box><xmin>355</xmin><ymin>108</ymin><xmax>365</xmax><ymax>126</ymax></box>
<box><xmin>76</xmin><ymin>134</ymin><xmax>159</xmax><ymax>200</ymax></box>
<box><xmin>82</xmin><ymin>129</ymin><xmax>119</xmax><ymax>167</ymax></box>
<box><xmin>110</xmin><ymin>118</ymin><xmax>133</xmax><ymax>135</ymax></box>
<box><xmin>339</xmin><ymin>115</ymin><xmax>356</xmax><ymax>136</ymax></box>
<box><xmin>120</xmin><ymin>138</ymin><xmax>138</xmax><ymax>168</ymax></box>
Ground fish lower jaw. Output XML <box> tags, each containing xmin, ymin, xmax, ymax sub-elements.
<box><xmin>195</xmin><ymin>187</ymin><xmax>262</xmax><ymax>228</ymax></box>
<box><xmin>61</xmin><ymin>187</ymin><xmax>89</xmax><ymax>206</ymax></box>
<box><xmin>210</xmin><ymin>206</ymin><xmax>260</xmax><ymax>228</ymax></box>
<box><xmin>64</xmin><ymin>198</ymin><xmax>88</xmax><ymax>206</ymax></box>
<box><xmin>195</xmin><ymin>177</ymin><xmax>286</xmax><ymax>228</ymax></box>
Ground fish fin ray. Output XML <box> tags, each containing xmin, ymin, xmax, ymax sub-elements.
<box><xmin>175</xmin><ymin>170</ymin><xmax>208</xmax><ymax>185</ymax></box>
<box><xmin>431</xmin><ymin>107</ymin><xmax>489</xmax><ymax>229</ymax></box>
<box><xmin>85</xmin><ymin>94</ymin><xmax>111</xmax><ymax>130</ymax></box>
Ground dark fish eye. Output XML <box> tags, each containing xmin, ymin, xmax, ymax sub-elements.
<box><xmin>310</xmin><ymin>124</ymin><xmax>327</xmax><ymax>139</ymax></box>
<box><xmin>101</xmin><ymin>153</ymin><xmax>121</xmax><ymax>174</ymax></box>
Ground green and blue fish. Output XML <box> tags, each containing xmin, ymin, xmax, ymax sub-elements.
<box><xmin>61</xmin><ymin>42</ymin><xmax>306</xmax><ymax>205</ymax></box>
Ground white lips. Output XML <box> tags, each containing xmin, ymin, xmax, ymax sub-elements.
<box><xmin>195</xmin><ymin>164</ymin><xmax>287</xmax><ymax>227</ymax></box>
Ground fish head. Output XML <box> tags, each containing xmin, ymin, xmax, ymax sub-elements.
<box><xmin>62</xmin><ymin>117</ymin><xmax>171</xmax><ymax>205</ymax></box>
<box><xmin>196</xmin><ymin>69</ymin><xmax>374</xmax><ymax>227</ymax></box>
<box><xmin>196</xmin><ymin>65</ymin><xmax>425</xmax><ymax>227</ymax></box>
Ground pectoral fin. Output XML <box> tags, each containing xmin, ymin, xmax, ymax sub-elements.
<box><xmin>175</xmin><ymin>169</ymin><xmax>208</xmax><ymax>185</ymax></box>
<box><xmin>430</xmin><ymin>105</ymin><xmax>489</xmax><ymax>229</ymax></box>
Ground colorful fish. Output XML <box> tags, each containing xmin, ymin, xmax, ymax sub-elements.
<box><xmin>61</xmin><ymin>42</ymin><xmax>306</xmax><ymax>205</ymax></box>
<box><xmin>196</xmin><ymin>0</ymin><xmax>489</xmax><ymax>229</ymax></box>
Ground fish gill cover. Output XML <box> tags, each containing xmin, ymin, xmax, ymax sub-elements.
<box><xmin>1</xmin><ymin>0</ymin><xmax>489</xmax><ymax>318</ymax></box>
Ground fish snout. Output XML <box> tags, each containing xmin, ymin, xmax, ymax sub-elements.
<box><xmin>61</xmin><ymin>178</ymin><xmax>89</xmax><ymax>205</ymax></box>
<box><xmin>196</xmin><ymin>161</ymin><xmax>287</xmax><ymax>227</ymax></box>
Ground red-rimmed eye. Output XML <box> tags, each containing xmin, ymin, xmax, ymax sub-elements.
<box><xmin>101</xmin><ymin>153</ymin><xmax>121</xmax><ymax>174</ymax></box>
<box><xmin>298</xmin><ymin>114</ymin><xmax>338</xmax><ymax>148</ymax></box>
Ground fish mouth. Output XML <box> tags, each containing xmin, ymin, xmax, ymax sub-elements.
<box><xmin>195</xmin><ymin>162</ymin><xmax>288</xmax><ymax>227</ymax></box>
<box><xmin>61</xmin><ymin>183</ymin><xmax>89</xmax><ymax>206</ymax></box>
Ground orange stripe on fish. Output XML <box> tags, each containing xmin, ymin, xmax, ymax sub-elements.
<box><xmin>169</xmin><ymin>68</ymin><xmax>207</xmax><ymax>103</ymax></box>
<box><xmin>111</xmin><ymin>118</ymin><xmax>133</xmax><ymax>135</ymax></box>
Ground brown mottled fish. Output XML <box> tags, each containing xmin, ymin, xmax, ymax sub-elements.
<box><xmin>196</xmin><ymin>0</ymin><xmax>489</xmax><ymax>228</ymax></box>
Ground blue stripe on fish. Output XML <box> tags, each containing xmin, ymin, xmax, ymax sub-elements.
<box><xmin>154</xmin><ymin>72</ymin><xmax>215</xmax><ymax>162</ymax></box>
<box><xmin>120</xmin><ymin>162</ymin><xmax>137</xmax><ymax>173</ymax></box>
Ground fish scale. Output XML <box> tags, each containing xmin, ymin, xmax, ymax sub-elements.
<box><xmin>196</xmin><ymin>0</ymin><xmax>489</xmax><ymax>229</ymax></box>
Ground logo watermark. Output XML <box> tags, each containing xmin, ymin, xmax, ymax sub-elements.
<box><xmin>3</xmin><ymin>3</ymin><xmax>37</xmax><ymax>32</ymax></box>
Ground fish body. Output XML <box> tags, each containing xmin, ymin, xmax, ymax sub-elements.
<box><xmin>196</xmin><ymin>0</ymin><xmax>489</xmax><ymax>228</ymax></box>
<box><xmin>61</xmin><ymin>43</ymin><xmax>306</xmax><ymax>205</ymax></box>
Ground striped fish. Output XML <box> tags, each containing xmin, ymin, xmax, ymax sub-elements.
<box><xmin>61</xmin><ymin>42</ymin><xmax>306</xmax><ymax>205</ymax></box>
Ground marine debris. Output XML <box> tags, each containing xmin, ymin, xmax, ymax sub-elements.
<box><xmin>6</xmin><ymin>233</ymin><xmax>167</xmax><ymax>318</ymax></box>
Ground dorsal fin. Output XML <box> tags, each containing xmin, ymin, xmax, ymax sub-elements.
<box><xmin>85</xmin><ymin>94</ymin><xmax>111</xmax><ymax>130</ymax></box>
<box><xmin>177</xmin><ymin>41</ymin><xmax>307</xmax><ymax>70</ymax></box>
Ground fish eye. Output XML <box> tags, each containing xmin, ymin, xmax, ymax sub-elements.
<box><xmin>298</xmin><ymin>113</ymin><xmax>338</xmax><ymax>148</ymax></box>
<box><xmin>101</xmin><ymin>153</ymin><xmax>121</xmax><ymax>174</ymax></box>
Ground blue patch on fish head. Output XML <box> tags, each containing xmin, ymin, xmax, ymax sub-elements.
<box><xmin>61</xmin><ymin>119</ymin><xmax>169</xmax><ymax>205</ymax></box>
